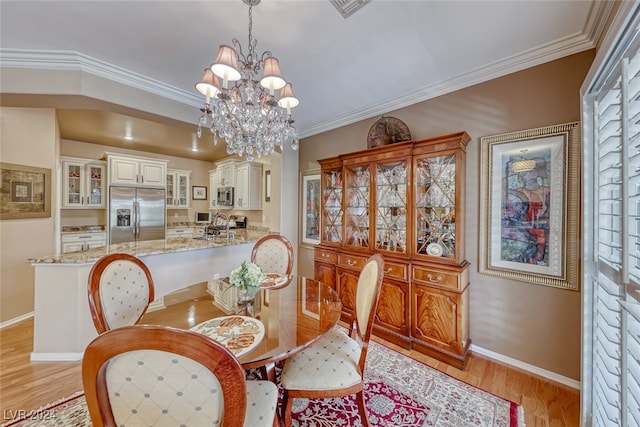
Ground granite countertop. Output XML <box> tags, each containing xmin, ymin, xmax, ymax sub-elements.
<box><xmin>29</xmin><ymin>229</ymin><xmax>270</xmax><ymax>265</ymax></box>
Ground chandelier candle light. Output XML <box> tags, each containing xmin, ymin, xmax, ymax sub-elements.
<box><xmin>196</xmin><ymin>0</ymin><xmax>300</xmax><ymax>161</ymax></box>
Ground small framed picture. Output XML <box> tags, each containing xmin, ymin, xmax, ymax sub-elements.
<box><xmin>192</xmin><ymin>186</ymin><xmax>207</xmax><ymax>200</ymax></box>
<box><xmin>1</xmin><ymin>162</ymin><xmax>51</xmax><ymax>220</ymax></box>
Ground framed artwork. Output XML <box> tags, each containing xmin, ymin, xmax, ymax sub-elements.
<box><xmin>265</xmin><ymin>170</ymin><xmax>271</xmax><ymax>202</ymax></box>
<box><xmin>0</xmin><ymin>162</ymin><xmax>51</xmax><ymax>220</ymax></box>
<box><xmin>192</xmin><ymin>186</ymin><xmax>207</xmax><ymax>200</ymax></box>
<box><xmin>479</xmin><ymin>122</ymin><xmax>579</xmax><ymax>290</ymax></box>
<box><xmin>300</xmin><ymin>170</ymin><xmax>321</xmax><ymax>246</ymax></box>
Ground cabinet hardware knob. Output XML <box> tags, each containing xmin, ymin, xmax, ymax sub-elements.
<box><xmin>384</xmin><ymin>267</ymin><xmax>393</xmax><ymax>273</ymax></box>
<box><xmin>427</xmin><ymin>274</ymin><xmax>443</xmax><ymax>283</ymax></box>
<box><xmin>347</xmin><ymin>259</ymin><xmax>356</xmax><ymax>266</ymax></box>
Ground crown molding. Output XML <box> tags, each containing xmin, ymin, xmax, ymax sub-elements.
<box><xmin>0</xmin><ymin>48</ymin><xmax>202</xmax><ymax>108</ymax></box>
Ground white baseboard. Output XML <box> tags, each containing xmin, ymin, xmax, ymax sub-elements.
<box><xmin>471</xmin><ymin>344</ymin><xmax>580</xmax><ymax>390</ymax></box>
<box><xmin>0</xmin><ymin>312</ymin><xmax>34</xmax><ymax>329</ymax></box>
<box><xmin>30</xmin><ymin>352</ymin><xmax>83</xmax><ymax>362</ymax></box>
<box><xmin>146</xmin><ymin>297</ymin><xmax>165</xmax><ymax>312</ymax></box>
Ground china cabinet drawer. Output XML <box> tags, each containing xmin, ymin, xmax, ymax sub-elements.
<box><xmin>315</xmin><ymin>248</ymin><xmax>337</xmax><ymax>263</ymax></box>
<box><xmin>338</xmin><ymin>253</ymin><xmax>368</xmax><ymax>270</ymax></box>
<box><xmin>382</xmin><ymin>260</ymin><xmax>409</xmax><ymax>282</ymax></box>
<box><xmin>411</xmin><ymin>264</ymin><xmax>468</xmax><ymax>291</ymax></box>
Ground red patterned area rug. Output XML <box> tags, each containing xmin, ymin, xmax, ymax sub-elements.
<box><xmin>2</xmin><ymin>341</ymin><xmax>524</xmax><ymax>427</ymax></box>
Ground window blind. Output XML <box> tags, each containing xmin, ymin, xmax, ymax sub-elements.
<box><xmin>584</xmin><ymin>6</ymin><xmax>640</xmax><ymax>425</ymax></box>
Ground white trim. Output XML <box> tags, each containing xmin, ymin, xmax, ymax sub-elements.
<box><xmin>0</xmin><ymin>312</ymin><xmax>34</xmax><ymax>329</ymax></box>
<box><xmin>30</xmin><ymin>352</ymin><xmax>83</xmax><ymax>362</ymax></box>
<box><xmin>471</xmin><ymin>344</ymin><xmax>581</xmax><ymax>390</ymax></box>
<box><xmin>0</xmin><ymin>48</ymin><xmax>202</xmax><ymax>108</ymax></box>
<box><xmin>146</xmin><ymin>297</ymin><xmax>166</xmax><ymax>313</ymax></box>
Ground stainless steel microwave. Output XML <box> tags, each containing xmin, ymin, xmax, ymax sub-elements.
<box><xmin>217</xmin><ymin>187</ymin><xmax>234</xmax><ymax>206</ymax></box>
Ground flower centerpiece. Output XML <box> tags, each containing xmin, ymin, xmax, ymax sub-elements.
<box><xmin>229</xmin><ymin>261</ymin><xmax>264</xmax><ymax>308</ymax></box>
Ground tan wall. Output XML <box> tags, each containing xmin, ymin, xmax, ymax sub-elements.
<box><xmin>0</xmin><ymin>107</ymin><xmax>59</xmax><ymax>323</ymax></box>
<box><xmin>298</xmin><ymin>50</ymin><xmax>595</xmax><ymax>380</ymax></box>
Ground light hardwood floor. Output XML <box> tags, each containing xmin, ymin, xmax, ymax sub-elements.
<box><xmin>0</xmin><ymin>289</ymin><xmax>580</xmax><ymax>426</ymax></box>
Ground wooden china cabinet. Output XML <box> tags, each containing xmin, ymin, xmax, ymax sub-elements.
<box><xmin>314</xmin><ymin>132</ymin><xmax>471</xmax><ymax>368</ymax></box>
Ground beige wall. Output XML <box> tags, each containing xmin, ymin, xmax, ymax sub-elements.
<box><xmin>0</xmin><ymin>107</ymin><xmax>59</xmax><ymax>323</ymax></box>
<box><xmin>298</xmin><ymin>50</ymin><xmax>595</xmax><ymax>380</ymax></box>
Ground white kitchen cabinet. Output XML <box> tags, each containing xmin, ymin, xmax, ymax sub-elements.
<box><xmin>61</xmin><ymin>232</ymin><xmax>107</xmax><ymax>253</ymax></box>
<box><xmin>106</xmin><ymin>153</ymin><xmax>167</xmax><ymax>187</ymax></box>
<box><xmin>166</xmin><ymin>227</ymin><xmax>194</xmax><ymax>239</ymax></box>
<box><xmin>209</xmin><ymin>169</ymin><xmax>218</xmax><ymax>209</ymax></box>
<box><xmin>234</xmin><ymin>161</ymin><xmax>262</xmax><ymax>210</ymax></box>
<box><xmin>216</xmin><ymin>159</ymin><xmax>237</xmax><ymax>187</ymax></box>
<box><xmin>61</xmin><ymin>157</ymin><xmax>106</xmax><ymax>208</ymax></box>
<box><xmin>166</xmin><ymin>169</ymin><xmax>191</xmax><ymax>209</ymax></box>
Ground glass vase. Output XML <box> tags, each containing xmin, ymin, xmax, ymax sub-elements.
<box><xmin>236</xmin><ymin>286</ymin><xmax>259</xmax><ymax>317</ymax></box>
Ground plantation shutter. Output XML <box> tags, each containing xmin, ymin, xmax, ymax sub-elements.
<box><xmin>583</xmin><ymin>4</ymin><xmax>640</xmax><ymax>426</ymax></box>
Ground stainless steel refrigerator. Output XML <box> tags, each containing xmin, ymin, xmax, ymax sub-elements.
<box><xmin>109</xmin><ymin>187</ymin><xmax>166</xmax><ymax>244</ymax></box>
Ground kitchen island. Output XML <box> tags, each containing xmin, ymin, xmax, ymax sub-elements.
<box><xmin>27</xmin><ymin>229</ymin><xmax>270</xmax><ymax>361</ymax></box>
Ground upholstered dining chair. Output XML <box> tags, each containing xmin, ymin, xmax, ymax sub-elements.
<box><xmin>250</xmin><ymin>234</ymin><xmax>294</xmax><ymax>275</ymax></box>
<box><xmin>279</xmin><ymin>253</ymin><xmax>385</xmax><ymax>427</ymax></box>
<box><xmin>87</xmin><ymin>253</ymin><xmax>155</xmax><ymax>334</ymax></box>
<box><xmin>82</xmin><ymin>325</ymin><xmax>279</xmax><ymax>427</ymax></box>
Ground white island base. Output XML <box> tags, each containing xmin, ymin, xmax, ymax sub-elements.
<box><xmin>30</xmin><ymin>240</ymin><xmax>259</xmax><ymax>361</ymax></box>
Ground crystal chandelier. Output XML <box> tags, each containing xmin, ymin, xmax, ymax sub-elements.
<box><xmin>195</xmin><ymin>0</ymin><xmax>299</xmax><ymax>161</ymax></box>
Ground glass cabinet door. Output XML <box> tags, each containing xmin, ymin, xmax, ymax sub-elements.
<box><xmin>415</xmin><ymin>154</ymin><xmax>457</xmax><ymax>259</ymax></box>
<box><xmin>66</xmin><ymin>163</ymin><xmax>82</xmax><ymax>206</ymax></box>
<box><xmin>321</xmin><ymin>169</ymin><xmax>343</xmax><ymax>244</ymax></box>
<box><xmin>344</xmin><ymin>165</ymin><xmax>371</xmax><ymax>249</ymax></box>
<box><xmin>166</xmin><ymin>174</ymin><xmax>175</xmax><ymax>206</ymax></box>
<box><xmin>87</xmin><ymin>165</ymin><xmax>104</xmax><ymax>206</ymax></box>
<box><xmin>375</xmin><ymin>160</ymin><xmax>408</xmax><ymax>255</ymax></box>
<box><xmin>177</xmin><ymin>174</ymin><xmax>188</xmax><ymax>207</ymax></box>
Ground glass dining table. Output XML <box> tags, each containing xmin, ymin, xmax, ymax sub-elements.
<box><xmin>139</xmin><ymin>275</ymin><xmax>342</xmax><ymax>379</ymax></box>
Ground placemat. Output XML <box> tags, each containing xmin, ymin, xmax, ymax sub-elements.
<box><xmin>190</xmin><ymin>315</ymin><xmax>264</xmax><ymax>358</ymax></box>
<box><xmin>260</xmin><ymin>273</ymin><xmax>290</xmax><ymax>288</ymax></box>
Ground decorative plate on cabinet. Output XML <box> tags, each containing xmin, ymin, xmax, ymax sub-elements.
<box><xmin>367</xmin><ymin>116</ymin><xmax>412</xmax><ymax>148</ymax></box>
<box><xmin>426</xmin><ymin>242</ymin><xmax>444</xmax><ymax>257</ymax></box>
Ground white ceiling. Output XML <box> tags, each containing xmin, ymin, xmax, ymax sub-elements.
<box><xmin>0</xmin><ymin>0</ymin><xmax>610</xmax><ymax>162</ymax></box>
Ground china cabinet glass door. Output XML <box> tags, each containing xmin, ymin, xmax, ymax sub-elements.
<box><xmin>321</xmin><ymin>169</ymin><xmax>343</xmax><ymax>244</ymax></box>
<box><xmin>344</xmin><ymin>165</ymin><xmax>371</xmax><ymax>250</ymax></box>
<box><xmin>415</xmin><ymin>154</ymin><xmax>457</xmax><ymax>259</ymax></box>
<box><xmin>375</xmin><ymin>160</ymin><xmax>408</xmax><ymax>255</ymax></box>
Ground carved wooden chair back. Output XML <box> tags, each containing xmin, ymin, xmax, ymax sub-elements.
<box><xmin>87</xmin><ymin>253</ymin><xmax>155</xmax><ymax>334</ymax></box>
<box><xmin>82</xmin><ymin>325</ymin><xmax>248</xmax><ymax>427</ymax></box>
<box><xmin>250</xmin><ymin>234</ymin><xmax>294</xmax><ymax>274</ymax></box>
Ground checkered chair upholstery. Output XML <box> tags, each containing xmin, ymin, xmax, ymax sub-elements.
<box><xmin>88</xmin><ymin>253</ymin><xmax>155</xmax><ymax>334</ymax></box>
<box><xmin>250</xmin><ymin>234</ymin><xmax>294</xmax><ymax>275</ymax></box>
<box><xmin>82</xmin><ymin>325</ymin><xmax>279</xmax><ymax>427</ymax></box>
<box><xmin>279</xmin><ymin>254</ymin><xmax>385</xmax><ymax>427</ymax></box>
